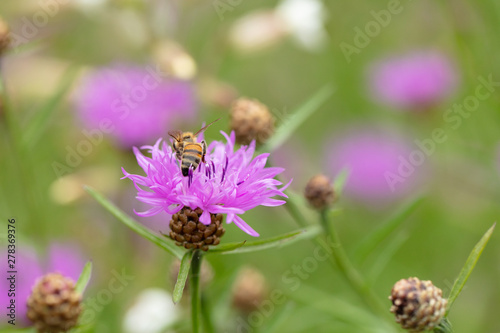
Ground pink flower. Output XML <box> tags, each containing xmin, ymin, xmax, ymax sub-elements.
<box><xmin>326</xmin><ymin>127</ymin><xmax>423</xmax><ymax>205</ymax></box>
<box><xmin>122</xmin><ymin>131</ymin><xmax>289</xmax><ymax>237</ymax></box>
<box><xmin>368</xmin><ymin>51</ymin><xmax>458</xmax><ymax>110</ymax></box>
<box><xmin>0</xmin><ymin>243</ymin><xmax>85</xmax><ymax>327</ymax></box>
<box><xmin>74</xmin><ymin>63</ymin><xmax>197</xmax><ymax>148</ymax></box>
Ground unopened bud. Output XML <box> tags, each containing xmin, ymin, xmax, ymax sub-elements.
<box><xmin>27</xmin><ymin>273</ymin><xmax>82</xmax><ymax>333</ymax></box>
<box><xmin>304</xmin><ymin>174</ymin><xmax>335</xmax><ymax>210</ymax></box>
<box><xmin>390</xmin><ymin>277</ymin><xmax>447</xmax><ymax>332</ymax></box>
<box><xmin>232</xmin><ymin>267</ymin><xmax>267</xmax><ymax>313</ymax></box>
<box><xmin>230</xmin><ymin>98</ymin><xmax>275</xmax><ymax>145</ymax></box>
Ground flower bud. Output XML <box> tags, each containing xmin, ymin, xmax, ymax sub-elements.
<box><xmin>0</xmin><ymin>17</ymin><xmax>10</xmax><ymax>55</ymax></box>
<box><xmin>304</xmin><ymin>174</ymin><xmax>335</xmax><ymax>210</ymax></box>
<box><xmin>230</xmin><ymin>98</ymin><xmax>275</xmax><ymax>145</ymax></box>
<box><xmin>169</xmin><ymin>207</ymin><xmax>225</xmax><ymax>251</ymax></box>
<box><xmin>27</xmin><ymin>273</ymin><xmax>82</xmax><ymax>333</ymax></box>
<box><xmin>390</xmin><ymin>277</ymin><xmax>447</xmax><ymax>332</ymax></box>
<box><xmin>232</xmin><ymin>267</ymin><xmax>267</xmax><ymax>313</ymax></box>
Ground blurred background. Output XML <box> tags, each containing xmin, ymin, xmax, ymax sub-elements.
<box><xmin>1</xmin><ymin>0</ymin><xmax>500</xmax><ymax>332</ymax></box>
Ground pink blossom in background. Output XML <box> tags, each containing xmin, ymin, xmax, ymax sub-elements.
<box><xmin>326</xmin><ymin>127</ymin><xmax>423</xmax><ymax>206</ymax></box>
<box><xmin>1</xmin><ymin>244</ymin><xmax>85</xmax><ymax>327</ymax></box>
<box><xmin>368</xmin><ymin>51</ymin><xmax>459</xmax><ymax>110</ymax></box>
<box><xmin>74</xmin><ymin>63</ymin><xmax>197</xmax><ymax>148</ymax></box>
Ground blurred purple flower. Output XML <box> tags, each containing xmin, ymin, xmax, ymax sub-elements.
<box><xmin>326</xmin><ymin>128</ymin><xmax>422</xmax><ymax>205</ymax></box>
<box><xmin>74</xmin><ymin>63</ymin><xmax>197</xmax><ymax>148</ymax></box>
<box><xmin>122</xmin><ymin>131</ymin><xmax>289</xmax><ymax>237</ymax></box>
<box><xmin>1</xmin><ymin>243</ymin><xmax>85</xmax><ymax>327</ymax></box>
<box><xmin>368</xmin><ymin>51</ymin><xmax>458</xmax><ymax>110</ymax></box>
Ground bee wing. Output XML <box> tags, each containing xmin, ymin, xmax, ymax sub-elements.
<box><xmin>193</xmin><ymin>118</ymin><xmax>221</xmax><ymax>136</ymax></box>
<box><xmin>168</xmin><ymin>130</ymin><xmax>183</xmax><ymax>142</ymax></box>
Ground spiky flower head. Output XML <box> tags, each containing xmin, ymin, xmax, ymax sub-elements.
<box><xmin>230</xmin><ymin>98</ymin><xmax>275</xmax><ymax>145</ymax></box>
<box><xmin>27</xmin><ymin>273</ymin><xmax>82</xmax><ymax>333</ymax></box>
<box><xmin>304</xmin><ymin>174</ymin><xmax>335</xmax><ymax>210</ymax></box>
<box><xmin>169</xmin><ymin>207</ymin><xmax>225</xmax><ymax>251</ymax></box>
<box><xmin>390</xmin><ymin>277</ymin><xmax>447</xmax><ymax>332</ymax></box>
<box><xmin>122</xmin><ymin>131</ymin><xmax>289</xmax><ymax>237</ymax></box>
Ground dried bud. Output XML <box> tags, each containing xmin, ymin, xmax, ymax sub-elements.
<box><xmin>169</xmin><ymin>207</ymin><xmax>225</xmax><ymax>251</ymax></box>
<box><xmin>230</xmin><ymin>98</ymin><xmax>275</xmax><ymax>145</ymax></box>
<box><xmin>304</xmin><ymin>174</ymin><xmax>335</xmax><ymax>210</ymax></box>
<box><xmin>390</xmin><ymin>277</ymin><xmax>447</xmax><ymax>332</ymax></box>
<box><xmin>169</xmin><ymin>258</ymin><xmax>214</xmax><ymax>290</ymax></box>
<box><xmin>0</xmin><ymin>17</ymin><xmax>10</xmax><ymax>54</ymax></box>
<box><xmin>232</xmin><ymin>267</ymin><xmax>267</xmax><ymax>313</ymax></box>
<box><xmin>27</xmin><ymin>273</ymin><xmax>82</xmax><ymax>333</ymax></box>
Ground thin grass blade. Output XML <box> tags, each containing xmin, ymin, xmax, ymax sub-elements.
<box><xmin>447</xmin><ymin>223</ymin><xmax>496</xmax><ymax>313</ymax></box>
<box><xmin>85</xmin><ymin>186</ymin><xmax>184</xmax><ymax>259</ymax></box>
<box><xmin>260</xmin><ymin>85</ymin><xmax>335</xmax><ymax>153</ymax></box>
<box><xmin>173</xmin><ymin>251</ymin><xmax>193</xmax><ymax>304</ymax></box>
<box><xmin>75</xmin><ymin>261</ymin><xmax>92</xmax><ymax>294</ymax></box>
<box><xmin>353</xmin><ymin>195</ymin><xmax>425</xmax><ymax>264</ymax></box>
<box><xmin>209</xmin><ymin>226</ymin><xmax>321</xmax><ymax>254</ymax></box>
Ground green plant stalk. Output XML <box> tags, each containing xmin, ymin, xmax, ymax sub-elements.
<box><xmin>190</xmin><ymin>250</ymin><xmax>203</xmax><ymax>333</ymax></box>
<box><xmin>319</xmin><ymin>210</ymin><xmax>389</xmax><ymax>320</ymax></box>
<box><xmin>201</xmin><ymin>293</ymin><xmax>215</xmax><ymax>333</ymax></box>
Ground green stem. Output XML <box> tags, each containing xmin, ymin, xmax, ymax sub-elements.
<box><xmin>190</xmin><ymin>250</ymin><xmax>203</xmax><ymax>333</ymax></box>
<box><xmin>319</xmin><ymin>210</ymin><xmax>389</xmax><ymax>320</ymax></box>
<box><xmin>284</xmin><ymin>196</ymin><xmax>309</xmax><ymax>227</ymax></box>
<box><xmin>201</xmin><ymin>293</ymin><xmax>215</xmax><ymax>333</ymax></box>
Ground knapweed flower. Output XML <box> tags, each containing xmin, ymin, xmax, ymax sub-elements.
<box><xmin>1</xmin><ymin>244</ymin><xmax>85</xmax><ymax>327</ymax></box>
<box><xmin>368</xmin><ymin>51</ymin><xmax>458</xmax><ymax>110</ymax></box>
<box><xmin>326</xmin><ymin>127</ymin><xmax>423</xmax><ymax>206</ymax></box>
<box><xmin>74</xmin><ymin>63</ymin><xmax>197</xmax><ymax>148</ymax></box>
<box><xmin>390</xmin><ymin>277</ymin><xmax>447</xmax><ymax>332</ymax></box>
<box><xmin>122</xmin><ymin>131</ymin><xmax>289</xmax><ymax>238</ymax></box>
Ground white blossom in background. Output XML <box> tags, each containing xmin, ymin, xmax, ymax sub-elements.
<box><xmin>228</xmin><ymin>10</ymin><xmax>288</xmax><ymax>53</ymax></box>
<box><xmin>228</xmin><ymin>0</ymin><xmax>328</xmax><ymax>53</ymax></box>
<box><xmin>123</xmin><ymin>288</ymin><xmax>180</xmax><ymax>333</ymax></box>
<box><xmin>276</xmin><ymin>0</ymin><xmax>328</xmax><ymax>52</ymax></box>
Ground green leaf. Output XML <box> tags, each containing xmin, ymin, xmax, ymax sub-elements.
<box><xmin>260</xmin><ymin>85</ymin><xmax>335</xmax><ymax>153</ymax></box>
<box><xmin>433</xmin><ymin>318</ymin><xmax>454</xmax><ymax>333</ymax></box>
<box><xmin>259</xmin><ymin>302</ymin><xmax>296</xmax><ymax>333</ymax></box>
<box><xmin>288</xmin><ymin>284</ymin><xmax>395</xmax><ymax>332</ymax></box>
<box><xmin>333</xmin><ymin>168</ymin><xmax>350</xmax><ymax>197</ymax></box>
<box><xmin>24</xmin><ymin>67</ymin><xmax>79</xmax><ymax>146</ymax></box>
<box><xmin>209</xmin><ymin>225</ymin><xmax>321</xmax><ymax>254</ymax></box>
<box><xmin>75</xmin><ymin>261</ymin><xmax>92</xmax><ymax>294</ymax></box>
<box><xmin>447</xmin><ymin>223</ymin><xmax>496</xmax><ymax>314</ymax></box>
<box><xmin>353</xmin><ymin>195</ymin><xmax>425</xmax><ymax>264</ymax></box>
<box><xmin>173</xmin><ymin>251</ymin><xmax>193</xmax><ymax>304</ymax></box>
<box><xmin>366</xmin><ymin>232</ymin><xmax>409</xmax><ymax>284</ymax></box>
<box><xmin>85</xmin><ymin>186</ymin><xmax>184</xmax><ymax>259</ymax></box>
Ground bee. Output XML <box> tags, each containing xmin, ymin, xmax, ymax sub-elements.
<box><xmin>168</xmin><ymin>118</ymin><xmax>221</xmax><ymax>177</ymax></box>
